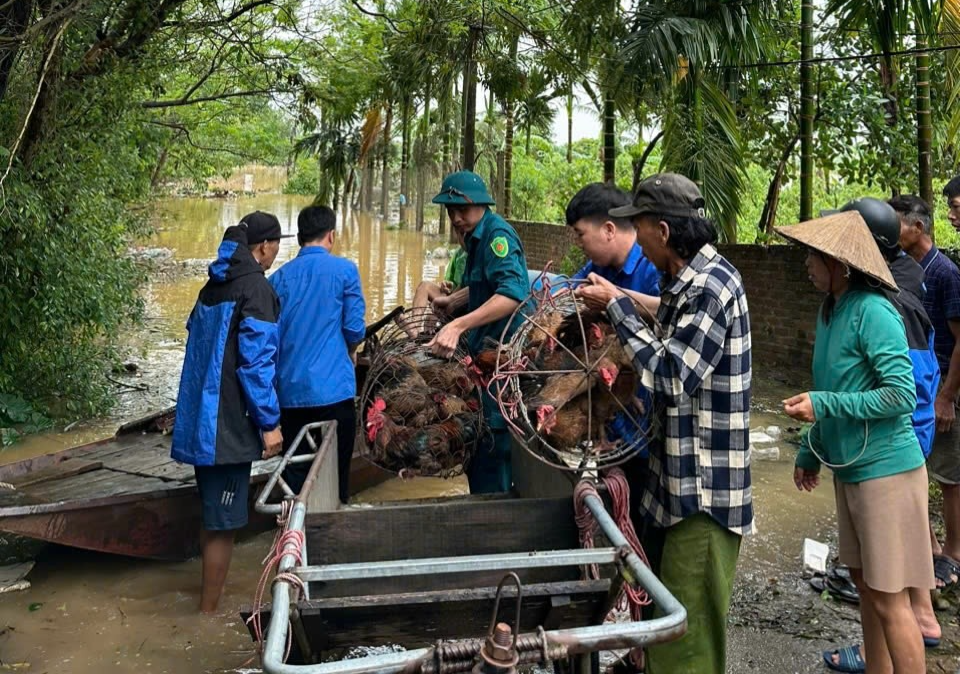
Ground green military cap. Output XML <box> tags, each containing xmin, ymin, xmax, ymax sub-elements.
<box><xmin>432</xmin><ymin>170</ymin><xmax>496</xmax><ymax>206</ymax></box>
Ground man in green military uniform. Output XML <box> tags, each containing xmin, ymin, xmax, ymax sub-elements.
<box><xmin>427</xmin><ymin>171</ymin><xmax>529</xmax><ymax>493</ymax></box>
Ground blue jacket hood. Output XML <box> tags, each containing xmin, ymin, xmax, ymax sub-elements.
<box><xmin>207</xmin><ymin>225</ymin><xmax>265</xmax><ymax>283</ymax></box>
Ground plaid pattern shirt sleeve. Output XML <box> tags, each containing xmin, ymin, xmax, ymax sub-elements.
<box><xmin>604</xmin><ymin>245</ymin><xmax>753</xmax><ymax>536</ymax></box>
<box><xmin>607</xmin><ymin>293</ymin><xmax>728</xmax><ymax>405</ymax></box>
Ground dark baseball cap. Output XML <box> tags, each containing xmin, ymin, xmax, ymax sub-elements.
<box><xmin>609</xmin><ymin>173</ymin><xmax>707</xmax><ymax>219</ymax></box>
<box><xmin>238</xmin><ymin>211</ymin><xmax>292</xmax><ymax>244</ymax></box>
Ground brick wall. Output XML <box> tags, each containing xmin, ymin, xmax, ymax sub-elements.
<box><xmin>509</xmin><ymin>219</ymin><xmax>574</xmax><ymax>270</ymax></box>
<box><xmin>510</xmin><ymin>219</ymin><xmax>821</xmax><ymax>378</ymax></box>
<box><xmin>718</xmin><ymin>245</ymin><xmax>820</xmax><ymax>378</ymax></box>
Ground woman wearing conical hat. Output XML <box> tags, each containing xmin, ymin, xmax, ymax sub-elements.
<box><xmin>777</xmin><ymin>209</ymin><xmax>934</xmax><ymax>674</ymax></box>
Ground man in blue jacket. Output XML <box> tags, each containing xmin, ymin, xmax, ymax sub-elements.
<box><xmin>270</xmin><ymin>205</ymin><xmax>366</xmax><ymax>503</ymax></box>
<box><xmin>171</xmin><ymin>211</ymin><xmax>287</xmax><ymax>613</ymax></box>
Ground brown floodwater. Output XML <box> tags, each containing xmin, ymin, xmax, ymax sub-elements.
<box><xmin>0</xmin><ymin>195</ymin><xmax>839</xmax><ymax>673</ymax></box>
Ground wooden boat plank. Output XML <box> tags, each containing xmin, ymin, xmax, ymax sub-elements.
<box><xmin>99</xmin><ymin>442</ymin><xmax>172</xmax><ymax>472</ymax></box>
<box><xmin>241</xmin><ymin>580</ymin><xmax>611</xmax><ymax>656</ymax></box>
<box><xmin>305</xmin><ymin>497</ymin><xmax>579</xmax><ymax>564</ymax></box>
<box><xmin>79</xmin><ymin>434</ymin><xmax>168</xmax><ymax>462</ymax></box>
<box><xmin>26</xmin><ymin>469</ymin><xmax>172</xmax><ymax>502</ymax></box>
<box><xmin>8</xmin><ymin>459</ymin><xmax>103</xmax><ymax>489</ymax></box>
<box><xmin>132</xmin><ymin>460</ymin><xmax>196</xmax><ymax>482</ymax></box>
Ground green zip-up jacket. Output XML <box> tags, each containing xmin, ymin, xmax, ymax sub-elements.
<box><xmin>795</xmin><ymin>288</ymin><xmax>923</xmax><ymax>483</ymax></box>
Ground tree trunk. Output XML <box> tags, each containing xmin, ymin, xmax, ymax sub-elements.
<box><xmin>150</xmin><ymin>143</ymin><xmax>171</xmax><ymax>190</ymax></box>
<box><xmin>417</xmin><ymin>77</ymin><xmax>432</xmax><ymax>232</ymax></box>
<box><xmin>380</xmin><ymin>102</ymin><xmax>393</xmax><ymax>219</ymax></box>
<box><xmin>631</xmin><ymin>130</ymin><xmax>664</xmax><ymax>191</ymax></box>
<box><xmin>566</xmin><ymin>91</ymin><xmax>574</xmax><ymax>163</ymax></box>
<box><xmin>758</xmin><ymin>132</ymin><xmax>801</xmax><ymax>239</ymax></box>
<box><xmin>916</xmin><ymin>36</ymin><xmax>933</xmax><ymax>218</ymax></box>
<box><xmin>602</xmin><ymin>92</ymin><xmax>615</xmax><ymax>184</ymax></box>
<box><xmin>362</xmin><ymin>154</ymin><xmax>374</xmax><ymax>211</ymax></box>
<box><xmin>0</xmin><ymin>0</ymin><xmax>34</xmax><ymax>103</ymax></box>
<box><xmin>503</xmin><ymin>35</ymin><xmax>518</xmax><ymax>218</ymax></box>
<box><xmin>462</xmin><ymin>25</ymin><xmax>479</xmax><ymax>170</ymax></box>
<box><xmin>400</xmin><ymin>94</ymin><xmax>411</xmax><ymax>225</ymax></box>
<box><xmin>440</xmin><ymin>80</ymin><xmax>452</xmax><ymax>237</ymax></box>
<box><xmin>799</xmin><ymin>0</ymin><xmax>814</xmax><ymax>222</ymax></box>
<box><xmin>525</xmin><ymin>125</ymin><xmax>531</xmax><ymax>156</ymax></box>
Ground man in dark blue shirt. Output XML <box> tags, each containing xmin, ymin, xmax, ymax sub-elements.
<box><xmin>269</xmin><ymin>205</ymin><xmax>366</xmax><ymax>503</ymax></box>
<box><xmin>900</xmin><ymin>190</ymin><xmax>960</xmax><ymax>594</ymax></box>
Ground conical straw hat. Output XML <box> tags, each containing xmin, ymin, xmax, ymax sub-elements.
<box><xmin>774</xmin><ymin>211</ymin><xmax>898</xmax><ymax>291</ymax></box>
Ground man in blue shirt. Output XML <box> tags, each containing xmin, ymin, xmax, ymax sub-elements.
<box><xmin>567</xmin><ymin>182</ymin><xmax>661</xmax><ymax>297</ymax></box>
<box><xmin>428</xmin><ymin>171</ymin><xmax>530</xmax><ymax>494</ymax></box>
<box><xmin>568</xmin><ymin>183</ymin><xmax>660</xmax><ymax>466</ymax></box>
<box><xmin>269</xmin><ymin>205</ymin><xmax>366</xmax><ymax>503</ymax></box>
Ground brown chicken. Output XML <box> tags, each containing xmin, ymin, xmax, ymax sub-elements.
<box><xmin>418</xmin><ymin>361</ymin><xmax>473</xmax><ymax>398</ymax></box>
<box><xmin>524</xmin><ymin>309</ymin><xmax>567</xmax><ymax>351</ymax></box>
<box><xmin>366</xmin><ymin>398</ymin><xmax>479</xmax><ymax>474</ymax></box>
<box><xmin>376</xmin><ymin>356</ymin><xmax>433</xmax><ymax>422</ymax></box>
<box><xmin>537</xmin><ymin>367</ymin><xmax>643</xmax><ymax>450</ymax></box>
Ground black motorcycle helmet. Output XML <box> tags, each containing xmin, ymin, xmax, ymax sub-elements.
<box><xmin>840</xmin><ymin>197</ymin><xmax>901</xmax><ymax>257</ymax></box>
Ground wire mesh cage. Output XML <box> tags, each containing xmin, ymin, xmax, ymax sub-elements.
<box><xmin>489</xmin><ymin>277</ymin><xmax>663</xmax><ymax>472</ymax></box>
<box><xmin>358</xmin><ymin>307</ymin><xmax>484</xmax><ymax>478</ymax></box>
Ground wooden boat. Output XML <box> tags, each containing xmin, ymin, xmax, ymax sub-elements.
<box><xmin>0</xmin><ymin>408</ymin><xmax>389</xmax><ymax>561</ymax></box>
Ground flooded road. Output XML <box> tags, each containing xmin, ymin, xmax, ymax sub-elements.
<box><xmin>0</xmin><ymin>195</ymin><xmax>870</xmax><ymax>673</ymax></box>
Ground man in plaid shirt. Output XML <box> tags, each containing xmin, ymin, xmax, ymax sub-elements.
<box><xmin>579</xmin><ymin>173</ymin><xmax>752</xmax><ymax>674</ymax></box>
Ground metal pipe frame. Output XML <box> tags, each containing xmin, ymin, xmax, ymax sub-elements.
<box><xmin>255</xmin><ymin>447</ymin><xmax>687</xmax><ymax>674</ymax></box>
<box><xmin>255</xmin><ymin>421</ymin><xmax>336</xmax><ymax>515</ymax></box>
<box><xmin>294</xmin><ymin>548</ymin><xmax>619</xmax><ymax>582</ymax></box>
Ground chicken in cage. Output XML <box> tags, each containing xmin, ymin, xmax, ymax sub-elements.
<box><xmin>357</xmin><ymin>307</ymin><xmax>484</xmax><ymax>478</ymax></box>
<box><xmin>476</xmin><ymin>279</ymin><xmax>662</xmax><ymax>471</ymax></box>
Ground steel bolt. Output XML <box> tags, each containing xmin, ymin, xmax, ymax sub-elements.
<box><xmin>492</xmin><ymin>623</ymin><xmax>512</xmax><ymax>650</ymax></box>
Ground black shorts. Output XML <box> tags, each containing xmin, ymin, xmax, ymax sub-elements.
<box><xmin>194</xmin><ymin>462</ymin><xmax>252</xmax><ymax>531</ymax></box>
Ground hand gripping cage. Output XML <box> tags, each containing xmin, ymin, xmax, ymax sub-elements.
<box><xmin>490</xmin><ymin>275</ymin><xmax>662</xmax><ymax>471</ymax></box>
<box><xmin>357</xmin><ymin>307</ymin><xmax>484</xmax><ymax>478</ymax></box>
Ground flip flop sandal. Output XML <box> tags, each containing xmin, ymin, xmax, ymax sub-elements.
<box><xmin>924</xmin><ymin>636</ymin><xmax>941</xmax><ymax>648</ymax></box>
<box><xmin>828</xmin><ymin>565</ymin><xmax>852</xmax><ymax>583</ymax></box>
<box><xmin>933</xmin><ymin>554</ymin><xmax>960</xmax><ymax>588</ymax></box>
<box><xmin>826</xmin><ymin>575</ymin><xmax>860</xmax><ymax>604</ymax></box>
<box><xmin>809</xmin><ymin>576</ymin><xmax>860</xmax><ymax>604</ymax></box>
<box><xmin>823</xmin><ymin>644</ymin><xmax>865</xmax><ymax>673</ymax></box>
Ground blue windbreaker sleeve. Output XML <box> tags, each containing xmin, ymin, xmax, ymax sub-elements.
<box><xmin>342</xmin><ymin>263</ymin><xmax>366</xmax><ymax>346</ymax></box>
<box><xmin>237</xmin><ymin>280</ymin><xmax>281</xmax><ymax>431</ymax></box>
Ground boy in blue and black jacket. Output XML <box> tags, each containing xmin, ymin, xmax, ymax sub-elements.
<box><xmin>171</xmin><ymin>211</ymin><xmax>289</xmax><ymax>613</ymax></box>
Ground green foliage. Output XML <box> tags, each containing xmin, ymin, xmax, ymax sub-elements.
<box><xmin>0</xmin><ymin>394</ymin><xmax>52</xmax><ymax>447</ymax></box>
<box><xmin>0</xmin><ymin>67</ymin><xmax>149</xmax><ymax>419</ymax></box>
<box><xmin>284</xmin><ymin>156</ymin><xmax>320</xmax><ymax>195</ymax></box>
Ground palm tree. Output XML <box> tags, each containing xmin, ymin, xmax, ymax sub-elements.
<box><xmin>514</xmin><ymin>66</ymin><xmax>557</xmax><ymax>156</ymax></box>
<box><xmin>560</xmin><ymin>0</ymin><xmax>630</xmax><ymax>184</ymax></box>
<box><xmin>621</xmin><ymin>0</ymin><xmax>776</xmax><ymax>239</ymax></box>
<box><xmin>295</xmin><ymin>124</ymin><xmax>361</xmax><ymax>210</ymax></box>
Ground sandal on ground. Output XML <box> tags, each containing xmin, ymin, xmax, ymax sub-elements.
<box><xmin>924</xmin><ymin>635</ymin><xmax>941</xmax><ymax>648</ymax></box>
<box><xmin>823</xmin><ymin>645</ymin><xmax>864</xmax><ymax>673</ymax></box>
<box><xmin>809</xmin><ymin>575</ymin><xmax>860</xmax><ymax>604</ymax></box>
<box><xmin>828</xmin><ymin>565</ymin><xmax>852</xmax><ymax>583</ymax></box>
<box><xmin>933</xmin><ymin>554</ymin><xmax>960</xmax><ymax>588</ymax></box>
